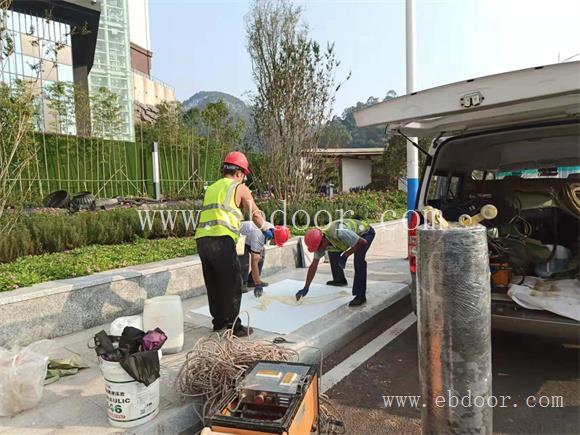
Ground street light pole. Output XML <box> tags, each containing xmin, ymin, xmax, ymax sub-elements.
<box><xmin>406</xmin><ymin>0</ymin><xmax>419</xmax><ymax>213</ymax></box>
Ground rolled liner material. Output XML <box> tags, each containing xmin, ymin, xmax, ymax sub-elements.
<box><xmin>417</xmin><ymin>224</ymin><xmax>492</xmax><ymax>434</ymax></box>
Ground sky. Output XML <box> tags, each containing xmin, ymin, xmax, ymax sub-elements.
<box><xmin>149</xmin><ymin>0</ymin><xmax>580</xmax><ymax>116</ymax></box>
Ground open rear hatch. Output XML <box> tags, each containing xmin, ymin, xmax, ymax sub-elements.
<box><xmin>353</xmin><ymin>61</ymin><xmax>580</xmax><ymax>138</ymax></box>
<box><xmin>355</xmin><ymin>62</ymin><xmax>580</xmax><ymax>338</ymax></box>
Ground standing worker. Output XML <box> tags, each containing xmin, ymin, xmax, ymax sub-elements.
<box><xmin>195</xmin><ymin>151</ymin><xmax>268</xmax><ymax>336</ymax></box>
<box><xmin>296</xmin><ymin>219</ymin><xmax>375</xmax><ymax>307</ymax></box>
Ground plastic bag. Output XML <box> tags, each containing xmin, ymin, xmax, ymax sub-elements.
<box><xmin>0</xmin><ymin>342</ymin><xmax>49</xmax><ymax>416</ymax></box>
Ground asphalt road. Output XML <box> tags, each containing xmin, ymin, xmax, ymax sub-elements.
<box><xmin>322</xmin><ymin>296</ymin><xmax>580</xmax><ymax>435</ymax></box>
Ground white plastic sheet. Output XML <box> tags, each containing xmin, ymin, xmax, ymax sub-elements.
<box><xmin>508</xmin><ymin>277</ymin><xmax>580</xmax><ymax>321</ymax></box>
<box><xmin>191</xmin><ymin>279</ymin><xmax>352</xmax><ymax>334</ymax></box>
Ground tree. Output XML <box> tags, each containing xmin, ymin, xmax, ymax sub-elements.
<box><xmin>91</xmin><ymin>87</ymin><xmax>123</xmax><ymax>140</ymax></box>
<box><xmin>0</xmin><ymin>0</ymin><xmax>39</xmax><ymax>231</ymax></box>
<box><xmin>0</xmin><ymin>80</ymin><xmax>36</xmax><ymax>231</ymax></box>
<box><xmin>318</xmin><ymin>118</ymin><xmax>352</xmax><ymax>149</ymax></box>
<box><xmin>136</xmin><ymin>100</ymin><xmax>245</xmax><ymax>197</ymax></box>
<box><xmin>246</xmin><ymin>0</ymin><xmax>343</xmax><ymax>199</ymax></box>
<box><xmin>45</xmin><ymin>81</ymin><xmax>76</xmax><ymax>134</ymax></box>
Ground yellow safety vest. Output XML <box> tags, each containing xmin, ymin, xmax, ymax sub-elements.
<box><xmin>194</xmin><ymin>178</ymin><xmax>243</xmax><ymax>242</ymax></box>
<box><xmin>323</xmin><ymin>219</ymin><xmax>371</xmax><ymax>252</ymax></box>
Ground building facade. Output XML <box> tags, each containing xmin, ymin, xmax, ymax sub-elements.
<box><xmin>127</xmin><ymin>0</ymin><xmax>175</xmax><ymax>108</ymax></box>
<box><xmin>1</xmin><ymin>0</ymin><xmax>100</xmax><ymax>135</ymax></box>
<box><xmin>89</xmin><ymin>0</ymin><xmax>135</xmax><ymax>141</ymax></box>
<box><xmin>2</xmin><ymin>0</ymin><xmax>175</xmax><ymax>141</ymax></box>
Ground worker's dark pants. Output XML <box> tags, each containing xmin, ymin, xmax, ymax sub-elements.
<box><xmin>328</xmin><ymin>227</ymin><xmax>376</xmax><ymax>298</ymax></box>
<box><xmin>238</xmin><ymin>244</ymin><xmax>264</xmax><ymax>286</ymax></box>
<box><xmin>196</xmin><ymin>236</ymin><xmax>242</xmax><ymax>331</ymax></box>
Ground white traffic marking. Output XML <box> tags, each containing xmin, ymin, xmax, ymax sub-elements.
<box><xmin>321</xmin><ymin>313</ymin><xmax>417</xmax><ymax>393</ymax></box>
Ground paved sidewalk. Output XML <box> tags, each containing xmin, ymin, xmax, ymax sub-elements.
<box><xmin>0</xmin><ymin>242</ymin><xmax>409</xmax><ymax>435</ymax></box>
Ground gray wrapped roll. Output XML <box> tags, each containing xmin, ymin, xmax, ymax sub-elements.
<box><xmin>417</xmin><ymin>224</ymin><xmax>492</xmax><ymax>435</ymax></box>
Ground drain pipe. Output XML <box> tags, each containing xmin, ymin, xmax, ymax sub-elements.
<box><xmin>417</xmin><ymin>224</ymin><xmax>492</xmax><ymax>434</ymax></box>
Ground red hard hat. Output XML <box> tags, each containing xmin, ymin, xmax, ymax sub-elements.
<box><xmin>304</xmin><ymin>228</ymin><xmax>323</xmax><ymax>253</ymax></box>
<box><xmin>223</xmin><ymin>151</ymin><xmax>250</xmax><ymax>175</ymax></box>
<box><xmin>273</xmin><ymin>225</ymin><xmax>290</xmax><ymax>247</ymax></box>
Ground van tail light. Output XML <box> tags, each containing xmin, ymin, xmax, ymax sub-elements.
<box><xmin>408</xmin><ymin>211</ymin><xmax>419</xmax><ymax>273</ymax></box>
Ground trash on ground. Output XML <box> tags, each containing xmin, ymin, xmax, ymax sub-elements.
<box><xmin>44</xmin><ymin>355</ymin><xmax>89</xmax><ymax>385</ymax></box>
<box><xmin>0</xmin><ymin>342</ymin><xmax>50</xmax><ymax>416</ymax></box>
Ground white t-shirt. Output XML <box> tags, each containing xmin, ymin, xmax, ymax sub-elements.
<box><xmin>239</xmin><ymin>221</ymin><xmax>267</xmax><ymax>254</ymax></box>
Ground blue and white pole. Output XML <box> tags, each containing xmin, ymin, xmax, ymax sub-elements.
<box><xmin>406</xmin><ymin>0</ymin><xmax>419</xmax><ymax>214</ymax></box>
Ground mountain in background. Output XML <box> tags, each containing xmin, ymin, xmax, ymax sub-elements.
<box><xmin>182</xmin><ymin>91</ymin><xmax>252</xmax><ymax>125</ymax></box>
<box><xmin>182</xmin><ymin>91</ymin><xmax>257</xmax><ymax>147</ymax></box>
<box><xmin>181</xmin><ymin>90</ymin><xmax>400</xmax><ymax>149</ymax></box>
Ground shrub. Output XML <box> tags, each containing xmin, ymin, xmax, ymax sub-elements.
<box><xmin>0</xmin><ymin>207</ymin><xmax>197</xmax><ymax>263</ymax></box>
<box><xmin>258</xmin><ymin>190</ymin><xmax>406</xmax><ymax>226</ymax></box>
<box><xmin>0</xmin><ymin>191</ymin><xmax>405</xmax><ymax>263</ymax></box>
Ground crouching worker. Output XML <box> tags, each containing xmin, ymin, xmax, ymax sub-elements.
<box><xmin>239</xmin><ymin>221</ymin><xmax>274</xmax><ymax>297</ymax></box>
<box><xmin>297</xmin><ymin>219</ymin><xmax>375</xmax><ymax>307</ymax></box>
<box><xmin>239</xmin><ymin>222</ymin><xmax>290</xmax><ymax>297</ymax></box>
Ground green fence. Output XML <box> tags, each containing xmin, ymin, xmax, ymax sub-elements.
<box><xmin>14</xmin><ymin>132</ymin><xmax>221</xmax><ymax>203</ymax></box>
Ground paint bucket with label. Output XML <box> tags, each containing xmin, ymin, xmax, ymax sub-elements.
<box><xmin>100</xmin><ymin>358</ymin><xmax>160</xmax><ymax>428</ymax></box>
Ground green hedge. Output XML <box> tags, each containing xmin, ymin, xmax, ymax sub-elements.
<box><xmin>0</xmin><ymin>191</ymin><xmax>406</xmax><ymax>263</ymax></box>
<box><xmin>259</xmin><ymin>190</ymin><xmax>407</xmax><ymax>226</ymax></box>
<box><xmin>0</xmin><ymin>207</ymin><xmax>197</xmax><ymax>262</ymax></box>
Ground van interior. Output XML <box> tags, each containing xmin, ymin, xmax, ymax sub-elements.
<box><xmin>425</xmin><ymin>121</ymin><xmax>579</xmax><ymax>304</ymax></box>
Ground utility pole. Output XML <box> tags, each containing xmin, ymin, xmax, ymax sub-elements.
<box><xmin>406</xmin><ymin>0</ymin><xmax>419</xmax><ymax>212</ymax></box>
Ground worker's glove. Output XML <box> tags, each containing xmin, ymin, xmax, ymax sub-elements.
<box><xmin>254</xmin><ymin>284</ymin><xmax>264</xmax><ymax>298</ymax></box>
<box><xmin>263</xmin><ymin>229</ymin><xmax>274</xmax><ymax>241</ymax></box>
<box><xmin>337</xmin><ymin>254</ymin><xmax>348</xmax><ymax>270</ymax></box>
<box><xmin>295</xmin><ymin>287</ymin><xmax>309</xmax><ymax>301</ymax></box>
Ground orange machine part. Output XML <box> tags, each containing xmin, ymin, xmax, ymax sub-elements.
<box><xmin>491</xmin><ymin>262</ymin><xmax>511</xmax><ymax>288</ymax></box>
<box><xmin>212</xmin><ymin>373</ymin><xmax>319</xmax><ymax>435</ymax></box>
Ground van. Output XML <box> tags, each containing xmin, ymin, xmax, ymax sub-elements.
<box><xmin>354</xmin><ymin>61</ymin><xmax>580</xmax><ymax>341</ymax></box>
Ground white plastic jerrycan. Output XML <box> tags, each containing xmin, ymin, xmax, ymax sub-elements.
<box><xmin>143</xmin><ymin>295</ymin><xmax>184</xmax><ymax>354</ymax></box>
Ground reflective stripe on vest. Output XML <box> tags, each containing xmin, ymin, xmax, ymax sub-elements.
<box><xmin>195</xmin><ymin>178</ymin><xmax>242</xmax><ymax>241</ymax></box>
<box><xmin>323</xmin><ymin>219</ymin><xmax>370</xmax><ymax>252</ymax></box>
<box><xmin>201</xmin><ymin>204</ymin><xmax>243</xmax><ymax>220</ymax></box>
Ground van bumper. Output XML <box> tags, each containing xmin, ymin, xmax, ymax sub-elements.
<box><xmin>410</xmin><ymin>274</ymin><xmax>579</xmax><ymax>342</ymax></box>
<box><xmin>491</xmin><ymin>299</ymin><xmax>580</xmax><ymax>343</ymax></box>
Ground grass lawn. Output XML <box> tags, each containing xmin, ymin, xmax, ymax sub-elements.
<box><xmin>0</xmin><ymin>237</ymin><xmax>197</xmax><ymax>292</ymax></box>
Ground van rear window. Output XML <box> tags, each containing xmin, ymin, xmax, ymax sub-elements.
<box><xmin>497</xmin><ymin>166</ymin><xmax>580</xmax><ymax>179</ymax></box>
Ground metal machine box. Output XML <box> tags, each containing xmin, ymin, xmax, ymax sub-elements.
<box><xmin>208</xmin><ymin>361</ymin><xmax>319</xmax><ymax>435</ymax></box>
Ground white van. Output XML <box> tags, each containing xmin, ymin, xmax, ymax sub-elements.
<box><xmin>355</xmin><ymin>61</ymin><xmax>580</xmax><ymax>341</ymax></box>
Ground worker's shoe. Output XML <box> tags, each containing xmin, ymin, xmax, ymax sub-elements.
<box><xmin>248</xmin><ymin>281</ymin><xmax>269</xmax><ymax>288</ymax></box>
<box><xmin>348</xmin><ymin>296</ymin><xmax>366</xmax><ymax>307</ymax></box>
<box><xmin>213</xmin><ymin>324</ymin><xmax>227</xmax><ymax>332</ymax></box>
<box><xmin>233</xmin><ymin>325</ymin><xmax>254</xmax><ymax>337</ymax></box>
<box><xmin>326</xmin><ymin>280</ymin><xmax>348</xmax><ymax>287</ymax></box>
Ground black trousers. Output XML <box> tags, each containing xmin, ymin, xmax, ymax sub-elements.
<box><xmin>239</xmin><ymin>244</ymin><xmax>265</xmax><ymax>285</ymax></box>
<box><xmin>328</xmin><ymin>227</ymin><xmax>376</xmax><ymax>298</ymax></box>
<box><xmin>196</xmin><ymin>236</ymin><xmax>242</xmax><ymax>330</ymax></box>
